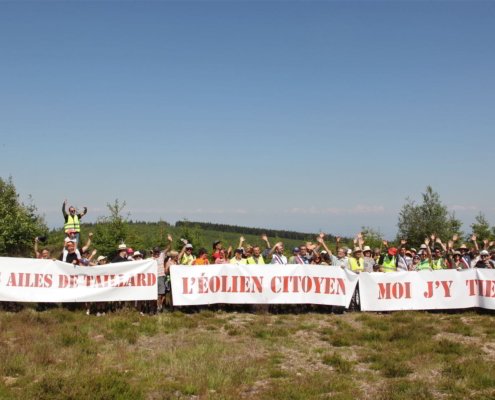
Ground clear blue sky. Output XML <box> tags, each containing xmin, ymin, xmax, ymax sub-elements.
<box><xmin>1</xmin><ymin>1</ymin><xmax>494</xmax><ymax>238</ymax></box>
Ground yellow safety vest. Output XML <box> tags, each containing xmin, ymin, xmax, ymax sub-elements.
<box><xmin>247</xmin><ymin>256</ymin><xmax>265</xmax><ymax>265</ymax></box>
<box><xmin>349</xmin><ymin>257</ymin><xmax>364</xmax><ymax>272</ymax></box>
<box><xmin>417</xmin><ymin>260</ymin><xmax>431</xmax><ymax>271</ymax></box>
<box><xmin>382</xmin><ymin>256</ymin><xmax>396</xmax><ymax>273</ymax></box>
<box><xmin>64</xmin><ymin>214</ymin><xmax>81</xmax><ymax>233</ymax></box>
<box><xmin>180</xmin><ymin>254</ymin><xmax>195</xmax><ymax>265</ymax></box>
<box><xmin>432</xmin><ymin>258</ymin><xmax>445</xmax><ymax>270</ymax></box>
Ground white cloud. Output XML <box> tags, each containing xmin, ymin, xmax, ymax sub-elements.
<box><xmin>448</xmin><ymin>205</ymin><xmax>478</xmax><ymax>212</ymax></box>
<box><xmin>285</xmin><ymin>205</ymin><xmax>385</xmax><ymax>216</ymax></box>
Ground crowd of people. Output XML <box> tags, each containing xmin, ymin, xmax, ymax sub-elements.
<box><xmin>28</xmin><ymin>201</ymin><xmax>495</xmax><ymax>315</ymax></box>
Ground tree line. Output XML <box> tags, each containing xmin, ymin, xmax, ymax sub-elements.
<box><xmin>2</xmin><ymin>176</ymin><xmax>495</xmax><ymax>257</ymax></box>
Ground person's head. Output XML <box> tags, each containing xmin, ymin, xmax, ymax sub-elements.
<box><xmin>213</xmin><ymin>240</ymin><xmax>222</xmax><ymax>251</ymax></box>
<box><xmin>244</xmin><ymin>245</ymin><xmax>253</xmax><ymax>258</ymax></box>
<box><xmin>458</xmin><ymin>244</ymin><xmax>468</xmax><ymax>254</ymax></box>
<box><xmin>388</xmin><ymin>247</ymin><xmax>397</xmax><ymax>257</ymax></box>
<box><xmin>68</xmin><ymin>206</ymin><xmax>76</xmax><ymax>215</ymax></box>
<box><xmin>374</xmin><ymin>248</ymin><xmax>381</xmax><ymax>257</ymax></box>
<box><xmin>321</xmin><ymin>252</ymin><xmax>330</xmax><ymax>264</ymax></box>
<box><xmin>299</xmin><ymin>245</ymin><xmax>307</xmax><ymax>256</ymax></box>
<box><xmin>127</xmin><ymin>248</ymin><xmax>134</xmax><ymax>257</ymax></box>
<box><xmin>453</xmin><ymin>251</ymin><xmax>461</xmax><ymax>262</ymax></box>
<box><xmin>133</xmin><ymin>251</ymin><xmax>143</xmax><ymax>260</ymax></box>
<box><xmin>117</xmin><ymin>243</ymin><xmax>127</xmax><ymax>257</ymax></box>
<box><xmin>66</xmin><ymin>241</ymin><xmax>76</xmax><ymax>253</ymax></box>
<box><xmin>433</xmin><ymin>248</ymin><xmax>442</xmax><ymax>259</ymax></box>
<box><xmin>252</xmin><ymin>246</ymin><xmax>261</xmax><ymax>257</ymax></box>
<box><xmin>185</xmin><ymin>243</ymin><xmax>193</xmax><ymax>255</ymax></box>
<box><xmin>412</xmin><ymin>255</ymin><xmax>420</xmax><ymax>264</ymax></box>
<box><xmin>82</xmin><ymin>249</ymin><xmax>90</xmax><ymax>258</ymax></box>
<box><xmin>97</xmin><ymin>255</ymin><xmax>107</xmax><ymax>265</ymax></box>
<box><xmin>276</xmin><ymin>242</ymin><xmax>284</xmax><ymax>254</ymax></box>
<box><xmin>152</xmin><ymin>246</ymin><xmax>161</xmax><ymax>258</ymax></box>
<box><xmin>41</xmin><ymin>249</ymin><xmax>51</xmax><ymax>259</ymax></box>
<box><xmin>293</xmin><ymin>247</ymin><xmax>300</xmax><ymax>255</ymax></box>
<box><xmin>198</xmin><ymin>248</ymin><xmax>208</xmax><ymax>258</ymax></box>
<box><xmin>419</xmin><ymin>249</ymin><xmax>428</xmax><ymax>259</ymax></box>
<box><xmin>362</xmin><ymin>246</ymin><xmax>372</xmax><ymax>258</ymax></box>
<box><xmin>234</xmin><ymin>248</ymin><xmax>243</xmax><ymax>260</ymax></box>
<box><xmin>399</xmin><ymin>247</ymin><xmax>406</xmax><ymax>256</ymax></box>
<box><xmin>167</xmin><ymin>250</ymin><xmax>179</xmax><ymax>263</ymax></box>
<box><xmin>337</xmin><ymin>247</ymin><xmax>346</xmax><ymax>258</ymax></box>
<box><xmin>480</xmin><ymin>250</ymin><xmax>490</xmax><ymax>261</ymax></box>
<box><xmin>353</xmin><ymin>248</ymin><xmax>362</xmax><ymax>259</ymax></box>
<box><xmin>312</xmin><ymin>253</ymin><xmax>321</xmax><ymax>264</ymax></box>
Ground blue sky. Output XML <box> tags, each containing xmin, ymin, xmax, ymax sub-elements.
<box><xmin>1</xmin><ymin>1</ymin><xmax>494</xmax><ymax>238</ymax></box>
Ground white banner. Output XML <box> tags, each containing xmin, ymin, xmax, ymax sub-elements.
<box><xmin>359</xmin><ymin>269</ymin><xmax>495</xmax><ymax>311</ymax></box>
<box><xmin>170</xmin><ymin>264</ymin><xmax>359</xmax><ymax>306</ymax></box>
<box><xmin>0</xmin><ymin>257</ymin><xmax>157</xmax><ymax>302</ymax></box>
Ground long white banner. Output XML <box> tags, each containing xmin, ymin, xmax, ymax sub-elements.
<box><xmin>0</xmin><ymin>257</ymin><xmax>157</xmax><ymax>302</ymax></box>
<box><xmin>170</xmin><ymin>264</ymin><xmax>359</xmax><ymax>306</ymax></box>
<box><xmin>359</xmin><ymin>269</ymin><xmax>495</xmax><ymax>311</ymax></box>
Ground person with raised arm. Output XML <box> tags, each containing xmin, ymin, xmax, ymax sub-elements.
<box><xmin>416</xmin><ymin>238</ymin><xmax>434</xmax><ymax>271</ymax></box>
<box><xmin>34</xmin><ymin>236</ymin><xmax>51</xmax><ymax>259</ymax></box>
<box><xmin>178</xmin><ymin>240</ymin><xmax>196</xmax><ymax>265</ymax></box>
<box><xmin>317</xmin><ymin>236</ymin><xmax>349</xmax><ymax>269</ymax></box>
<box><xmin>62</xmin><ymin>199</ymin><xmax>87</xmax><ymax>245</ymax></box>
<box><xmin>230</xmin><ymin>248</ymin><xmax>247</xmax><ymax>265</ymax></box>
<box><xmin>378</xmin><ymin>240</ymin><xmax>397</xmax><ymax>273</ymax></box>
<box><xmin>396</xmin><ymin>239</ymin><xmax>410</xmax><ymax>272</ymax></box>
<box><xmin>246</xmin><ymin>245</ymin><xmax>265</xmax><ymax>265</ymax></box>
<box><xmin>269</xmin><ymin>242</ymin><xmax>287</xmax><ymax>265</ymax></box>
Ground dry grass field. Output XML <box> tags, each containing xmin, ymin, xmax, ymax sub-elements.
<box><xmin>1</xmin><ymin>306</ymin><xmax>494</xmax><ymax>400</ymax></box>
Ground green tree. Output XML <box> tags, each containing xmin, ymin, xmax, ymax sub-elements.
<box><xmin>0</xmin><ymin>177</ymin><xmax>47</xmax><ymax>256</ymax></box>
<box><xmin>470</xmin><ymin>212</ymin><xmax>493</xmax><ymax>242</ymax></box>
<box><xmin>175</xmin><ymin>221</ymin><xmax>204</xmax><ymax>252</ymax></box>
<box><xmin>397</xmin><ymin>186</ymin><xmax>462</xmax><ymax>247</ymax></box>
<box><xmin>361</xmin><ymin>226</ymin><xmax>384</xmax><ymax>250</ymax></box>
<box><xmin>93</xmin><ymin>199</ymin><xmax>129</xmax><ymax>257</ymax></box>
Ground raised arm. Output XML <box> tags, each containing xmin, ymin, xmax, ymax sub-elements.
<box><xmin>261</xmin><ymin>234</ymin><xmax>271</xmax><ymax>249</ymax></box>
<box><xmin>163</xmin><ymin>234</ymin><xmax>174</xmax><ymax>253</ymax></box>
<box><xmin>424</xmin><ymin>238</ymin><xmax>433</xmax><ymax>265</ymax></box>
<box><xmin>471</xmin><ymin>234</ymin><xmax>479</xmax><ymax>252</ymax></box>
<box><xmin>81</xmin><ymin>232</ymin><xmax>93</xmax><ymax>253</ymax></box>
<box><xmin>317</xmin><ymin>237</ymin><xmax>333</xmax><ymax>256</ymax></box>
<box><xmin>62</xmin><ymin>199</ymin><xmax>68</xmax><ymax>217</ymax></box>
<box><xmin>435</xmin><ymin>237</ymin><xmax>447</xmax><ymax>252</ymax></box>
<box><xmin>34</xmin><ymin>237</ymin><xmax>40</xmax><ymax>258</ymax></box>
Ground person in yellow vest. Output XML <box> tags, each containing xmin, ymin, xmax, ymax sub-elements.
<box><xmin>178</xmin><ymin>243</ymin><xmax>196</xmax><ymax>265</ymax></box>
<box><xmin>379</xmin><ymin>246</ymin><xmax>397</xmax><ymax>273</ymax></box>
<box><xmin>230</xmin><ymin>248</ymin><xmax>248</xmax><ymax>265</ymax></box>
<box><xmin>348</xmin><ymin>247</ymin><xmax>365</xmax><ymax>273</ymax></box>
<box><xmin>62</xmin><ymin>199</ymin><xmax>87</xmax><ymax>245</ymax></box>
<box><xmin>246</xmin><ymin>245</ymin><xmax>265</xmax><ymax>265</ymax></box>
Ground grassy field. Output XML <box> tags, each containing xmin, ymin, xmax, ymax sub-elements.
<box><xmin>0</xmin><ymin>307</ymin><xmax>494</xmax><ymax>400</ymax></box>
